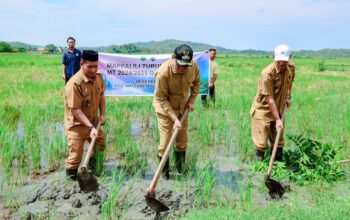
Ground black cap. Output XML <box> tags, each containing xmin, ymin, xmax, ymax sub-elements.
<box><xmin>81</xmin><ymin>50</ymin><xmax>98</xmax><ymax>61</ymax></box>
<box><xmin>174</xmin><ymin>44</ymin><xmax>193</xmax><ymax>67</ymax></box>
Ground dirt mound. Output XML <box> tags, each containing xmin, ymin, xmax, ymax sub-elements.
<box><xmin>10</xmin><ymin>178</ymin><xmax>109</xmax><ymax>219</ymax></box>
<box><xmin>7</xmin><ymin>170</ymin><xmax>199</xmax><ymax>220</ymax></box>
<box><xmin>3</xmin><ymin>148</ymin><xmax>242</xmax><ymax>220</ymax></box>
<box><xmin>120</xmin><ymin>181</ymin><xmax>196</xmax><ymax>220</ymax></box>
<box><xmin>141</xmin><ymin>190</ymin><xmax>195</xmax><ymax>219</ymax></box>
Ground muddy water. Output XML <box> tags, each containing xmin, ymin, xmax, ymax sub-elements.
<box><xmin>120</xmin><ymin>179</ymin><xmax>196</xmax><ymax>220</ymax></box>
<box><xmin>8</xmin><ymin>173</ymin><xmax>109</xmax><ymax>220</ymax></box>
<box><xmin>1</xmin><ymin>119</ymin><xmax>247</xmax><ymax>219</ymax></box>
<box><xmin>17</xmin><ymin>121</ymin><xmax>24</xmax><ymax>140</ymax></box>
<box><xmin>131</xmin><ymin>118</ymin><xmax>143</xmax><ymax>137</ymax></box>
<box><xmin>2</xmin><ymin>148</ymin><xmax>244</xmax><ymax>220</ymax></box>
<box><xmin>40</xmin><ymin>121</ymin><xmax>66</xmax><ymax>173</ymax></box>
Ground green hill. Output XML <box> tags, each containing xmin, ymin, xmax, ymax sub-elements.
<box><xmin>2</xmin><ymin>40</ymin><xmax>350</xmax><ymax>57</ymax></box>
<box><xmin>131</xmin><ymin>39</ymin><xmax>232</xmax><ymax>53</ymax></box>
<box><xmin>8</xmin><ymin>41</ymin><xmax>41</xmax><ymax>51</ymax></box>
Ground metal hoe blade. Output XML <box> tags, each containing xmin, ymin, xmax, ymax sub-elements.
<box><xmin>144</xmin><ymin>110</ymin><xmax>189</xmax><ymax>212</ymax></box>
<box><xmin>78</xmin><ymin>167</ymin><xmax>99</xmax><ymax>192</ymax></box>
<box><xmin>265</xmin><ymin>177</ymin><xmax>285</xmax><ymax>198</ymax></box>
<box><xmin>144</xmin><ymin>195</ymin><xmax>169</xmax><ymax>213</ymax></box>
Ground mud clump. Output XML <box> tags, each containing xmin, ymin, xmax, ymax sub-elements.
<box><xmin>71</xmin><ymin>198</ymin><xmax>82</xmax><ymax>208</ymax></box>
<box><xmin>11</xmin><ymin>179</ymin><xmax>109</xmax><ymax>219</ymax></box>
<box><xmin>126</xmin><ymin>187</ymin><xmax>195</xmax><ymax>220</ymax></box>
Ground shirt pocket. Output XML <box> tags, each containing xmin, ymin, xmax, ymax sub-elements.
<box><xmin>82</xmin><ymin>91</ymin><xmax>93</xmax><ymax>114</ymax></box>
<box><xmin>273</xmin><ymin>78</ymin><xmax>282</xmax><ymax>94</ymax></box>
<box><xmin>168</xmin><ymin>75</ymin><xmax>181</xmax><ymax>94</ymax></box>
<box><xmin>184</xmin><ymin>73</ymin><xmax>195</xmax><ymax>90</ymax></box>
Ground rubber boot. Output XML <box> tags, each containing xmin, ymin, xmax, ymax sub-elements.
<box><xmin>256</xmin><ymin>150</ymin><xmax>265</xmax><ymax>161</ymax></box>
<box><xmin>175</xmin><ymin>151</ymin><xmax>186</xmax><ymax>174</ymax></box>
<box><xmin>158</xmin><ymin>156</ymin><xmax>170</xmax><ymax>180</ymax></box>
<box><xmin>276</xmin><ymin>148</ymin><xmax>283</xmax><ymax>162</ymax></box>
<box><xmin>66</xmin><ymin>168</ymin><xmax>78</xmax><ymax>181</ymax></box>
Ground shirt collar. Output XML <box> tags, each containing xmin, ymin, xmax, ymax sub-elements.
<box><xmin>170</xmin><ymin>59</ymin><xmax>179</xmax><ymax>74</ymax></box>
<box><xmin>80</xmin><ymin>69</ymin><xmax>94</xmax><ymax>82</ymax></box>
<box><xmin>274</xmin><ymin>63</ymin><xmax>290</xmax><ymax>74</ymax></box>
<box><xmin>67</xmin><ymin>48</ymin><xmax>76</xmax><ymax>54</ymax></box>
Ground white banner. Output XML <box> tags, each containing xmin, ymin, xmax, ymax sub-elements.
<box><xmin>98</xmin><ymin>52</ymin><xmax>210</xmax><ymax>96</ymax></box>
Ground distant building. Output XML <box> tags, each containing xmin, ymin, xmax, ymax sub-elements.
<box><xmin>37</xmin><ymin>47</ymin><xmax>46</xmax><ymax>53</ymax></box>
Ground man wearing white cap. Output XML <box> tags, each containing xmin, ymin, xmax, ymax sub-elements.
<box><xmin>250</xmin><ymin>44</ymin><xmax>295</xmax><ymax>161</ymax></box>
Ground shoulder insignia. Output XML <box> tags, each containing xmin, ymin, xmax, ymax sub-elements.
<box><xmin>75</xmin><ymin>76</ymin><xmax>83</xmax><ymax>85</ymax></box>
<box><xmin>262</xmin><ymin>63</ymin><xmax>276</xmax><ymax>78</ymax></box>
<box><xmin>288</xmin><ymin>62</ymin><xmax>295</xmax><ymax>67</ymax></box>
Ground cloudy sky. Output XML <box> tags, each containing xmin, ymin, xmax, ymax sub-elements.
<box><xmin>0</xmin><ymin>0</ymin><xmax>349</xmax><ymax>50</ymax></box>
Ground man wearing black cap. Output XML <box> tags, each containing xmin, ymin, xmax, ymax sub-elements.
<box><xmin>64</xmin><ymin>50</ymin><xmax>107</xmax><ymax>180</ymax></box>
<box><xmin>153</xmin><ymin>44</ymin><xmax>200</xmax><ymax>178</ymax></box>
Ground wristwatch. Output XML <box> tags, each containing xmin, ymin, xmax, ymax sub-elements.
<box><xmin>89</xmin><ymin>125</ymin><xmax>95</xmax><ymax>131</ymax></box>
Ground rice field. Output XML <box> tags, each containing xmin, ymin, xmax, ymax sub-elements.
<box><xmin>0</xmin><ymin>53</ymin><xmax>349</xmax><ymax>219</ymax></box>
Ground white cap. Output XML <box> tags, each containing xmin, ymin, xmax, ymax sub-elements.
<box><xmin>274</xmin><ymin>44</ymin><xmax>291</xmax><ymax>61</ymax></box>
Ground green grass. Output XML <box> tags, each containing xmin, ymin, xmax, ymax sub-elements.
<box><xmin>101</xmin><ymin>169</ymin><xmax>125</xmax><ymax>219</ymax></box>
<box><xmin>181</xmin><ymin>196</ymin><xmax>350</xmax><ymax>220</ymax></box>
<box><xmin>0</xmin><ymin>53</ymin><xmax>349</xmax><ymax>219</ymax></box>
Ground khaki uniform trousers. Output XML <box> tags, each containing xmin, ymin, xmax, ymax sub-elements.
<box><xmin>251</xmin><ymin>117</ymin><xmax>284</xmax><ymax>152</ymax></box>
<box><xmin>65</xmin><ymin>126</ymin><xmax>106</xmax><ymax>169</ymax></box>
<box><xmin>156</xmin><ymin>112</ymin><xmax>188</xmax><ymax>157</ymax></box>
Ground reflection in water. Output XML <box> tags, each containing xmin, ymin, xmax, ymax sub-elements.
<box><xmin>142</xmin><ymin>169</ymin><xmax>241</xmax><ymax>192</ymax></box>
<box><xmin>215</xmin><ymin>169</ymin><xmax>242</xmax><ymax>193</ymax></box>
<box><xmin>17</xmin><ymin>121</ymin><xmax>24</xmax><ymax>140</ymax></box>
<box><xmin>131</xmin><ymin>119</ymin><xmax>142</xmax><ymax>137</ymax></box>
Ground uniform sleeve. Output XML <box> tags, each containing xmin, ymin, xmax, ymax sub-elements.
<box><xmin>214</xmin><ymin>63</ymin><xmax>219</xmax><ymax>75</ymax></box>
<box><xmin>290</xmin><ymin>65</ymin><xmax>295</xmax><ymax>83</ymax></box>
<box><xmin>101</xmin><ymin>79</ymin><xmax>106</xmax><ymax>94</ymax></box>
<box><xmin>188</xmin><ymin>63</ymin><xmax>201</xmax><ymax>104</ymax></box>
<box><xmin>66</xmin><ymin>84</ymin><xmax>83</xmax><ymax>109</ymax></box>
<box><xmin>97</xmin><ymin>72</ymin><xmax>106</xmax><ymax>94</ymax></box>
<box><xmin>259</xmin><ymin>71</ymin><xmax>274</xmax><ymax>96</ymax></box>
<box><xmin>62</xmin><ymin>53</ymin><xmax>67</xmax><ymax>65</ymax></box>
<box><xmin>154</xmin><ymin>73</ymin><xmax>177</xmax><ymax>121</ymax></box>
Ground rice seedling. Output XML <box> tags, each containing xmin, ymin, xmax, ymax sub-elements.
<box><xmin>194</xmin><ymin>159</ymin><xmax>217</xmax><ymax>207</ymax></box>
<box><xmin>101</xmin><ymin>169</ymin><xmax>125</xmax><ymax>219</ymax></box>
<box><xmin>0</xmin><ymin>53</ymin><xmax>349</xmax><ymax>219</ymax></box>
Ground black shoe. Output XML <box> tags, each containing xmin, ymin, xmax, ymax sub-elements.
<box><xmin>175</xmin><ymin>151</ymin><xmax>186</xmax><ymax>174</ymax></box>
<box><xmin>256</xmin><ymin>150</ymin><xmax>265</xmax><ymax>161</ymax></box>
<box><xmin>66</xmin><ymin>169</ymin><xmax>78</xmax><ymax>181</ymax></box>
<box><xmin>158</xmin><ymin>156</ymin><xmax>170</xmax><ymax>180</ymax></box>
<box><xmin>276</xmin><ymin>148</ymin><xmax>283</xmax><ymax>162</ymax></box>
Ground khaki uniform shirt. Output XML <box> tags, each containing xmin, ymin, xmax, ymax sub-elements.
<box><xmin>64</xmin><ymin>69</ymin><xmax>106</xmax><ymax>132</ymax></box>
<box><xmin>153</xmin><ymin>59</ymin><xmax>200</xmax><ymax>121</ymax></box>
<box><xmin>250</xmin><ymin>62</ymin><xmax>295</xmax><ymax>121</ymax></box>
<box><xmin>210</xmin><ymin>60</ymin><xmax>219</xmax><ymax>80</ymax></box>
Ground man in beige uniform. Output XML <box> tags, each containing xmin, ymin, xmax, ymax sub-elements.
<box><xmin>65</xmin><ymin>50</ymin><xmax>107</xmax><ymax>180</ymax></box>
<box><xmin>250</xmin><ymin>45</ymin><xmax>295</xmax><ymax>161</ymax></box>
<box><xmin>153</xmin><ymin>44</ymin><xmax>200</xmax><ymax>179</ymax></box>
<box><xmin>201</xmin><ymin>48</ymin><xmax>219</xmax><ymax>105</ymax></box>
